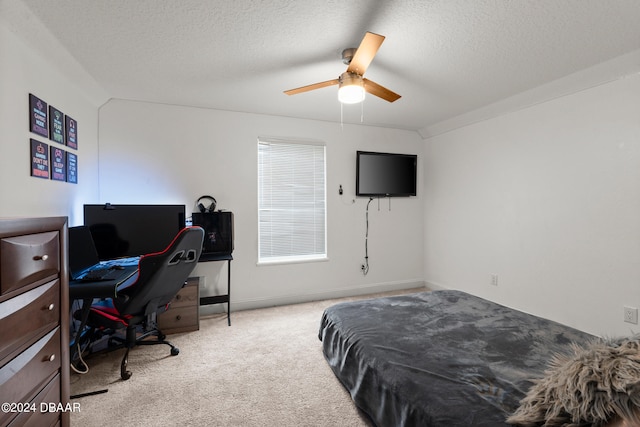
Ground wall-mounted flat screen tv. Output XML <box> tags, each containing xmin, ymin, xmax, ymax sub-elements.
<box><xmin>83</xmin><ymin>204</ymin><xmax>186</xmax><ymax>260</ymax></box>
<box><xmin>356</xmin><ymin>151</ymin><xmax>417</xmax><ymax>197</ymax></box>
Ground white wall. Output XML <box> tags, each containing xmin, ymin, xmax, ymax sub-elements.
<box><xmin>424</xmin><ymin>68</ymin><xmax>640</xmax><ymax>337</ymax></box>
<box><xmin>1</xmin><ymin>0</ymin><xmax>424</xmax><ymax>311</ymax></box>
<box><xmin>12</xmin><ymin>0</ymin><xmax>637</xmax><ymax>337</ymax></box>
<box><xmin>0</xmin><ymin>1</ymin><xmax>106</xmax><ymax>223</ymax></box>
<box><xmin>98</xmin><ymin>100</ymin><xmax>425</xmax><ymax>310</ymax></box>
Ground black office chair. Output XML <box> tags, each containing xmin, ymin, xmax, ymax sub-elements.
<box><xmin>82</xmin><ymin>226</ymin><xmax>204</xmax><ymax>380</ymax></box>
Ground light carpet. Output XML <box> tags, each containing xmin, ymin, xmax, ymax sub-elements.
<box><xmin>70</xmin><ymin>289</ymin><xmax>421</xmax><ymax>426</ymax></box>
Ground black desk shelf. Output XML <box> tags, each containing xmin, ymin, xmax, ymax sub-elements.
<box><xmin>198</xmin><ymin>253</ymin><xmax>232</xmax><ymax>326</ymax></box>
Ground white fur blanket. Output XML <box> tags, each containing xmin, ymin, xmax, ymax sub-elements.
<box><xmin>507</xmin><ymin>336</ymin><xmax>640</xmax><ymax>427</ymax></box>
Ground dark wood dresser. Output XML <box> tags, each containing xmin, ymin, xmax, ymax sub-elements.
<box><xmin>0</xmin><ymin>217</ymin><xmax>70</xmax><ymax>427</ymax></box>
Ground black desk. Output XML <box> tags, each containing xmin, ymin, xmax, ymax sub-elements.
<box><xmin>198</xmin><ymin>253</ymin><xmax>232</xmax><ymax>326</ymax></box>
<box><xmin>69</xmin><ymin>274</ymin><xmax>138</xmax><ymax>356</ymax></box>
<box><xmin>70</xmin><ymin>277</ymin><xmax>134</xmax><ymax>300</ymax></box>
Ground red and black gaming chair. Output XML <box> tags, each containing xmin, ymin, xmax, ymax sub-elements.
<box><xmin>84</xmin><ymin>226</ymin><xmax>204</xmax><ymax>380</ymax></box>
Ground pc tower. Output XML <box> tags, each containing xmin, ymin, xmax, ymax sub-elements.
<box><xmin>191</xmin><ymin>211</ymin><xmax>234</xmax><ymax>256</ymax></box>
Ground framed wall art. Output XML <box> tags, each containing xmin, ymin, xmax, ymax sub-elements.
<box><xmin>66</xmin><ymin>151</ymin><xmax>77</xmax><ymax>183</ymax></box>
<box><xmin>29</xmin><ymin>94</ymin><xmax>48</xmax><ymax>138</ymax></box>
<box><xmin>65</xmin><ymin>115</ymin><xmax>78</xmax><ymax>149</ymax></box>
<box><xmin>49</xmin><ymin>105</ymin><xmax>65</xmax><ymax>144</ymax></box>
<box><xmin>50</xmin><ymin>146</ymin><xmax>66</xmax><ymax>181</ymax></box>
<box><xmin>30</xmin><ymin>139</ymin><xmax>49</xmax><ymax>179</ymax></box>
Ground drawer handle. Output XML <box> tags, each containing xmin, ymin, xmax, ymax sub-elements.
<box><xmin>34</xmin><ymin>254</ymin><xmax>49</xmax><ymax>261</ymax></box>
<box><xmin>176</xmin><ymin>315</ymin><xmax>182</xmax><ymax>321</ymax></box>
<box><xmin>45</xmin><ymin>354</ymin><xmax>56</xmax><ymax>362</ymax></box>
<box><xmin>46</xmin><ymin>303</ymin><xmax>55</xmax><ymax>311</ymax></box>
<box><xmin>175</xmin><ymin>294</ymin><xmax>182</xmax><ymax>300</ymax></box>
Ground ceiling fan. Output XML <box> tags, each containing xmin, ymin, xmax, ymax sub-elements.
<box><xmin>284</xmin><ymin>32</ymin><xmax>401</xmax><ymax>104</ymax></box>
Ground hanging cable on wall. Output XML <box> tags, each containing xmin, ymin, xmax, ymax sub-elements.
<box><xmin>362</xmin><ymin>197</ymin><xmax>374</xmax><ymax>275</ymax></box>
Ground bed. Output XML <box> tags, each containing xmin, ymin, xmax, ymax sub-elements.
<box><xmin>318</xmin><ymin>290</ymin><xmax>596</xmax><ymax>426</ymax></box>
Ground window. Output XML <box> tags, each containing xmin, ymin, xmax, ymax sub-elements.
<box><xmin>257</xmin><ymin>137</ymin><xmax>326</xmax><ymax>263</ymax></box>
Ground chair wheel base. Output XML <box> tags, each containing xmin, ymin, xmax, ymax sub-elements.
<box><xmin>171</xmin><ymin>347</ymin><xmax>180</xmax><ymax>356</ymax></box>
<box><xmin>120</xmin><ymin>348</ymin><xmax>132</xmax><ymax>380</ymax></box>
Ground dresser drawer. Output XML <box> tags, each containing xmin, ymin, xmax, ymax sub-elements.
<box><xmin>0</xmin><ymin>280</ymin><xmax>60</xmax><ymax>363</ymax></box>
<box><xmin>7</xmin><ymin>374</ymin><xmax>61</xmax><ymax>427</ymax></box>
<box><xmin>1</xmin><ymin>232</ymin><xmax>60</xmax><ymax>295</ymax></box>
<box><xmin>169</xmin><ymin>280</ymin><xmax>198</xmax><ymax>308</ymax></box>
<box><xmin>0</xmin><ymin>328</ymin><xmax>61</xmax><ymax>426</ymax></box>
<box><xmin>157</xmin><ymin>278</ymin><xmax>199</xmax><ymax>334</ymax></box>
<box><xmin>157</xmin><ymin>305</ymin><xmax>199</xmax><ymax>334</ymax></box>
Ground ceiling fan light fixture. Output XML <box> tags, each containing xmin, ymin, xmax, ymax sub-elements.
<box><xmin>284</xmin><ymin>32</ymin><xmax>400</xmax><ymax>103</ymax></box>
<box><xmin>338</xmin><ymin>72</ymin><xmax>365</xmax><ymax>104</ymax></box>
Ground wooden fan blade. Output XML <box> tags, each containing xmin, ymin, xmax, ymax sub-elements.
<box><xmin>363</xmin><ymin>78</ymin><xmax>401</xmax><ymax>103</ymax></box>
<box><xmin>347</xmin><ymin>32</ymin><xmax>385</xmax><ymax>75</ymax></box>
<box><xmin>284</xmin><ymin>79</ymin><xmax>339</xmax><ymax>96</ymax></box>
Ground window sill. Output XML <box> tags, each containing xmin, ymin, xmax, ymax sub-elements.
<box><xmin>257</xmin><ymin>256</ymin><xmax>329</xmax><ymax>267</ymax></box>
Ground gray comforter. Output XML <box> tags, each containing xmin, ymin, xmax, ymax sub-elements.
<box><xmin>319</xmin><ymin>290</ymin><xmax>595</xmax><ymax>426</ymax></box>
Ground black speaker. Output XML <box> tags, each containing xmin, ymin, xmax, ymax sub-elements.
<box><xmin>192</xmin><ymin>211</ymin><xmax>234</xmax><ymax>255</ymax></box>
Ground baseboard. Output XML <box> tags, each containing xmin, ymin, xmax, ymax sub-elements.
<box><xmin>198</xmin><ymin>279</ymin><xmax>426</xmax><ymax>316</ymax></box>
<box><xmin>424</xmin><ymin>280</ymin><xmax>450</xmax><ymax>291</ymax></box>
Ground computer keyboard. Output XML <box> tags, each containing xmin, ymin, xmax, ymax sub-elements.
<box><xmin>81</xmin><ymin>267</ymin><xmax>123</xmax><ymax>281</ymax></box>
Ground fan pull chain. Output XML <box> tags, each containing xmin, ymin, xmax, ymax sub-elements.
<box><xmin>339</xmin><ymin>101</ymin><xmax>365</xmax><ymax>129</ymax></box>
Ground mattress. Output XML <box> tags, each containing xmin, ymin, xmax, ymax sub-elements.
<box><xmin>318</xmin><ymin>290</ymin><xmax>595</xmax><ymax>426</ymax></box>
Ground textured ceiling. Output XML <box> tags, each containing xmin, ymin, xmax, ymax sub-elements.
<box><xmin>7</xmin><ymin>0</ymin><xmax>640</xmax><ymax>136</ymax></box>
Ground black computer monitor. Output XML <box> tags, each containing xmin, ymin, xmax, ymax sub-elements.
<box><xmin>83</xmin><ymin>204</ymin><xmax>186</xmax><ymax>260</ymax></box>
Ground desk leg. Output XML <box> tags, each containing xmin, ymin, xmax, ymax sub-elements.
<box><xmin>227</xmin><ymin>260</ymin><xmax>231</xmax><ymax>326</ymax></box>
<box><xmin>70</xmin><ymin>298</ymin><xmax>109</xmax><ymax>399</ymax></box>
<box><xmin>198</xmin><ymin>258</ymin><xmax>232</xmax><ymax>326</ymax></box>
<box><xmin>71</xmin><ymin>298</ymin><xmax>92</xmax><ymax>363</ymax></box>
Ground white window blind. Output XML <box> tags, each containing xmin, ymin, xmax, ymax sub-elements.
<box><xmin>258</xmin><ymin>138</ymin><xmax>326</xmax><ymax>263</ymax></box>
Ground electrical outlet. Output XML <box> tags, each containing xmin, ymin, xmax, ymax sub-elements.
<box><xmin>624</xmin><ymin>306</ymin><xmax>638</xmax><ymax>324</ymax></box>
<box><xmin>491</xmin><ymin>274</ymin><xmax>498</xmax><ymax>286</ymax></box>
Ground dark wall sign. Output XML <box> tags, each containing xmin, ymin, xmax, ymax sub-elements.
<box><xmin>66</xmin><ymin>152</ymin><xmax>77</xmax><ymax>184</ymax></box>
<box><xmin>49</xmin><ymin>106</ymin><xmax>65</xmax><ymax>144</ymax></box>
<box><xmin>50</xmin><ymin>146</ymin><xmax>66</xmax><ymax>181</ymax></box>
<box><xmin>65</xmin><ymin>115</ymin><xmax>77</xmax><ymax>149</ymax></box>
<box><xmin>30</xmin><ymin>139</ymin><xmax>49</xmax><ymax>179</ymax></box>
<box><xmin>29</xmin><ymin>94</ymin><xmax>48</xmax><ymax>138</ymax></box>
<box><xmin>28</xmin><ymin>94</ymin><xmax>79</xmax><ymax>183</ymax></box>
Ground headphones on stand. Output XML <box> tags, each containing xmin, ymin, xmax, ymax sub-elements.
<box><xmin>196</xmin><ymin>195</ymin><xmax>217</xmax><ymax>213</ymax></box>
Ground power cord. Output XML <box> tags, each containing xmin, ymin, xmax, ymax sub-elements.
<box><xmin>361</xmin><ymin>197</ymin><xmax>374</xmax><ymax>275</ymax></box>
<box><xmin>69</xmin><ymin>299</ymin><xmax>90</xmax><ymax>374</ymax></box>
<box><xmin>70</xmin><ymin>341</ymin><xmax>90</xmax><ymax>375</ymax></box>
